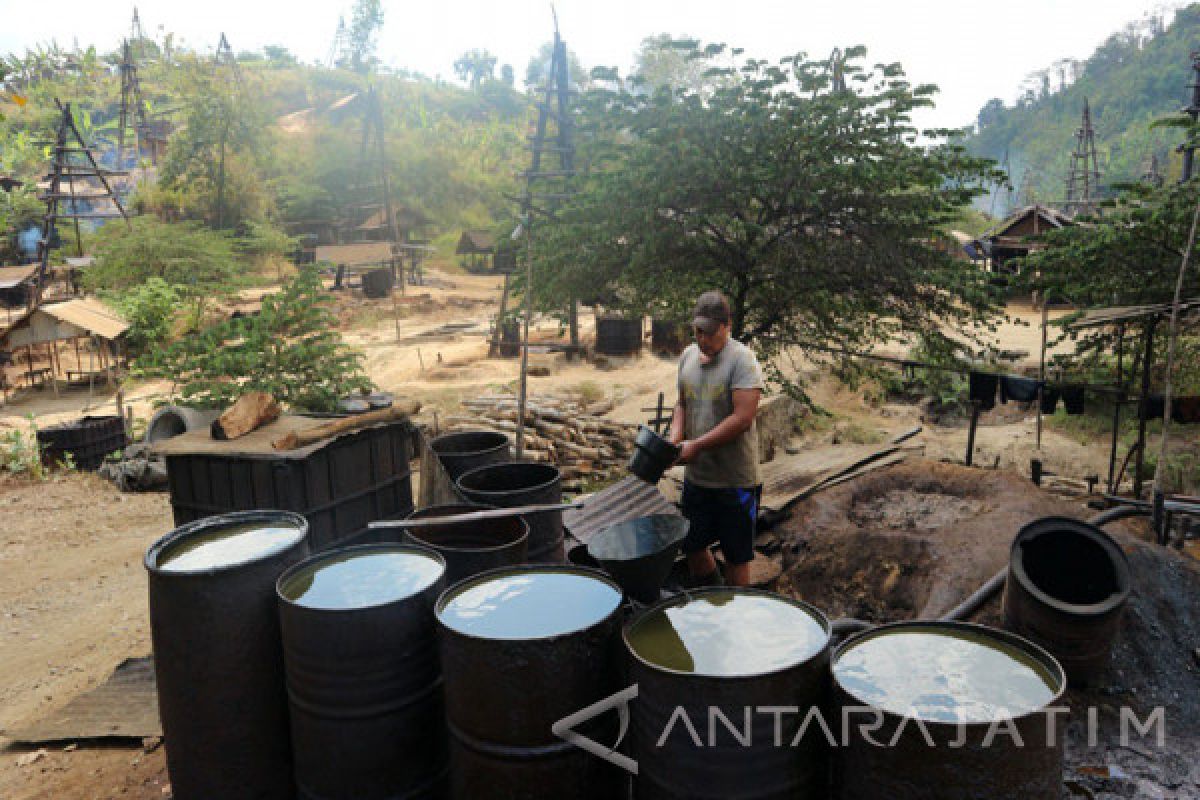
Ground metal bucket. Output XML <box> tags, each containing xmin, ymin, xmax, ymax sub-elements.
<box><xmin>1003</xmin><ymin>516</ymin><xmax>1131</xmax><ymax>685</ymax></box>
<box><xmin>624</xmin><ymin>588</ymin><xmax>832</xmax><ymax>800</ymax></box>
<box><xmin>277</xmin><ymin>543</ymin><xmax>448</xmax><ymax>800</ymax></box>
<box><xmin>436</xmin><ymin>565</ymin><xmax>628</xmax><ymax>799</ymax></box>
<box><xmin>402</xmin><ymin>503</ymin><xmax>529</xmax><ymax>586</ymax></box>
<box><xmin>430</xmin><ymin>430</ymin><xmax>511</xmax><ymax>483</ymax></box>
<box><xmin>456</xmin><ymin>461</ymin><xmax>565</xmax><ymax>563</ymax></box>
<box><xmin>145</xmin><ymin>510</ymin><xmax>311</xmax><ymax>800</ymax></box>
<box><xmin>832</xmin><ymin>620</ymin><xmax>1066</xmax><ymax>800</ymax></box>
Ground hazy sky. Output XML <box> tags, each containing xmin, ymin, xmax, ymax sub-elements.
<box><xmin>0</xmin><ymin>0</ymin><xmax>1182</xmax><ymax>128</ymax></box>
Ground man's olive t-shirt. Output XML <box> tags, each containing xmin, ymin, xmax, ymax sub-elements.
<box><xmin>677</xmin><ymin>338</ymin><xmax>764</xmax><ymax>488</ymax></box>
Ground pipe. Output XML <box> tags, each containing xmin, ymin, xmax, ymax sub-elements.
<box><xmin>940</xmin><ymin>568</ymin><xmax>1007</xmax><ymax>622</ymax></box>
<box><xmin>830</xmin><ymin>618</ymin><xmax>874</xmax><ymax>636</ymax></box>
<box><xmin>1088</xmin><ymin>505</ymin><xmax>1150</xmax><ymax>528</ymax></box>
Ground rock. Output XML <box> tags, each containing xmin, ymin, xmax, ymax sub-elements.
<box><xmin>746</xmin><ymin>553</ymin><xmax>783</xmax><ymax>587</ymax></box>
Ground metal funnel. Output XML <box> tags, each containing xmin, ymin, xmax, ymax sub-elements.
<box><xmin>587</xmin><ymin>515</ymin><xmax>689</xmax><ymax>603</ymax></box>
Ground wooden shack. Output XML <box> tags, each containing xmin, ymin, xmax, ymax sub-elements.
<box><xmin>970</xmin><ymin>204</ymin><xmax>1072</xmax><ymax>274</ymax></box>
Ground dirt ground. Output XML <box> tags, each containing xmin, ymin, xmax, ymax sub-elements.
<box><xmin>775</xmin><ymin>460</ymin><xmax>1200</xmax><ymax>798</ymax></box>
<box><xmin>0</xmin><ymin>274</ymin><xmax>1196</xmax><ymax>798</ymax></box>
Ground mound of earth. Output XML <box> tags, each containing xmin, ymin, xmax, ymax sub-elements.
<box><xmin>774</xmin><ymin>459</ymin><xmax>1200</xmax><ymax>798</ymax></box>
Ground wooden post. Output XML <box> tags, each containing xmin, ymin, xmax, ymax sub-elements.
<box><xmin>48</xmin><ymin>343</ymin><xmax>59</xmax><ymax>397</ymax></box>
<box><xmin>489</xmin><ymin>273</ymin><xmax>511</xmax><ymax>358</ymax></box>
<box><xmin>1107</xmin><ymin>325</ymin><xmax>1125</xmax><ymax>493</ymax></box>
<box><xmin>1036</xmin><ymin>297</ymin><xmax>1049</xmax><ymax>449</ymax></box>
<box><xmin>965</xmin><ymin>402</ymin><xmax>981</xmax><ymax>466</ymax></box>
<box><xmin>1133</xmin><ymin>320</ymin><xmax>1157</xmax><ymax>498</ymax></box>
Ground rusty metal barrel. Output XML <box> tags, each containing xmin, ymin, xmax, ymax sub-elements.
<box><xmin>832</xmin><ymin>620</ymin><xmax>1066</xmax><ymax>800</ymax></box>
<box><xmin>1003</xmin><ymin>516</ymin><xmax>1131</xmax><ymax>685</ymax></box>
<box><xmin>456</xmin><ymin>461</ymin><xmax>565</xmax><ymax>563</ymax></box>
<box><xmin>277</xmin><ymin>543</ymin><xmax>448</xmax><ymax>800</ymax></box>
<box><xmin>402</xmin><ymin>503</ymin><xmax>529</xmax><ymax>586</ymax></box>
<box><xmin>436</xmin><ymin>565</ymin><xmax>628</xmax><ymax>799</ymax></box>
<box><xmin>430</xmin><ymin>430</ymin><xmax>511</xmax><ymax>484</ymax></box>
<box><xmin>145</xmin><ymin>510</ymin><xmax>310</xmax><ymax>800</ymax></box>
<box><xmin>624</xmin><ymin>588</ymin><xmax>832</xmax><ymax>800</ymax></box>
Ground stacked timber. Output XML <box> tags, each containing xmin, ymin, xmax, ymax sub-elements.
<box><xmin>442</xmin><ymin>393</ymin><xmax>639</xmax><ymax>492</ymax></box>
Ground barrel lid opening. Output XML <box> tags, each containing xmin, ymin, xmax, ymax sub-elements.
<box><xmin>832</xmin><ymin>622</ymin><xmax>1065</xmax><ymax>724</ymax></box>
<box><xmin>149</xmin><ymin>513</ymin><xmax>307</xmax><ymax>574</ymax></box>
<box><xmin>624</xmin><ymin>589</ymin><xmax>830</xmax><ymax>678</ymax></box>
<box><xmin>279</xmin><ymin>545</ymin><xmax>445</xmax><ymax>610</ymax></box>
<box><xmin>437</xmin><ymin>566</ymin><xmax>621</xmax><ymax>640</ymax></box>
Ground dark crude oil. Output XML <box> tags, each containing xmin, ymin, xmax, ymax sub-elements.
<box><xmin>281</xmin><ymin>549</ymin><xmax>444</xmax><ymax>610</ymax></box>
<box><xmin>833</xmin><ymin>626</ymin><xmax>1060</xmax><ymax>723</ymax></box>
<box><xmin>158</xmin><ymin>522</ymin><xmax>304</xmax><ymax>572</ymax></box>
<box><xmin>439</xmin><ymin>570</ymin><xmax>621</xmax><ymax>639</ymax></box>
<box><xmin>626</xmin><ymin>590</ymin><xmax>828</xmax><ymax>676</ymax></box>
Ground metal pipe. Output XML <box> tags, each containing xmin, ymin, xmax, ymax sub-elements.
<box><xmin>940</xmin><ymin>568</ymin><xmax>1007</xmax><ymax>622</ymax></box>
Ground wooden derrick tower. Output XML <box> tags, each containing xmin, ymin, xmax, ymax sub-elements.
<box><xmin>30</xmin><ymin>102</ymin><xmax>130</xmax><ymax>310</ymax></box>
<box><xmin>507</xmin><ymin>13</ymin><xmax>577</xmax><ymax>456</ymax></box>
<box><xmin>1064</xmin><ymin>98</ymin><xmax>1101</xmax><ymax>215</ymax></box>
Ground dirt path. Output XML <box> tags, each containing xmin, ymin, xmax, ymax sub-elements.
<box><xmin>0</xmin><ymin>474</ymin><xmax>174</xmax><ymax>800</ymax></box>
<box><xmin>0</xmin><ymin>277</ymin><xmax>1192</xmax><ymax>798</ymax></box>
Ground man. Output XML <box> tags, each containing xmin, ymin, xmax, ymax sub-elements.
<box><xmin>668</xmin><ymin>290</ymin><xmax>764</xmax><ymax>587</ymax></box>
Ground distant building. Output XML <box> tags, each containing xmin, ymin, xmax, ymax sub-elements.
<box><xmin>968</xmin><ymin>204</ymin><xmax>1072</xmax><ymax>274</ymax></box>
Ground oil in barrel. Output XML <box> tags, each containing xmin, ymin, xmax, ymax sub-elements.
<box><xmin>439</xmin><ymin>570</ymin><xmax>622</xmax><ymax>639</ymax></box>
<box><xmin>280</xmin><ymin>549</ymin><xmax>444</xmax><ymax>610</ymax></box>
<box><xmin>157</xmin><ymin>521</ymin><xmax>305</xmax><ymax>572</ymax></box>
<box><xmin>833</xmin><ymin>625</ymin><xmax>1059</xmax><ymax>723</ymax></box>
<box><xmin>625</xmin><ymin>590</ymin><xmax>827</xmax><ymax>675</ymax></box>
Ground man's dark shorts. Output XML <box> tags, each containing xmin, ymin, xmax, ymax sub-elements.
<box><xmin>680</xmin><ymin>480</ymin><xmax>759</xmax><ymax>566</ymax></box>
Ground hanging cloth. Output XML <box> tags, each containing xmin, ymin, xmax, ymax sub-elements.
<box><xmin>1139</xmin><ymin>394</ymin><xmax>1165</xmax><ymax>422</ymax></box>
<box><xmin>1040</xmin><ymin>385</ymin><xmax>1060</xmax><ymax>415</ymax></box>
<box><xmin>1062</xmin><ymin>385</ymin><xmax>1086</xmax><ymax>415</ymax></box>
<box><xmin>1000</xmin><ymin>376</ymin><xmax>1040</xmax><ymax>404</ymax></box>
<box><xmin>968</xmin><ymin>371</ymin><xmax>998</xmax><ymax>411</ymax></box>
<box><xmin>1171</xmin><ymin>396</ymin><xmax>1200</xmax><ymax>425</ymax></box>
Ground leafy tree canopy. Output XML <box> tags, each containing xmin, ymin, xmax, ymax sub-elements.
<box><xmin>85</xmin><ymin>216</ymin><xmax>239</xmax><ymax>298</ymax></box>
<box><xmin>533</xmin><ymin>42</ymin><xmax>1006</xmax><ymax>393</ymax></box>
<box><xmin>139</xmin><ymin>267</ymin><xmax>371</xmax><ymax>411</ymax></box>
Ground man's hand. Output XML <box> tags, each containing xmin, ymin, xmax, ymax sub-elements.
<box><xmin>677</xmin><ymin>439</ymin><xmax>700</xmax><ymax>464</ymax></box>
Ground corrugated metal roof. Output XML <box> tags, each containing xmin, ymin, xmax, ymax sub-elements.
<box><xmin>314</xmin><ymin>242</ymin><xmax>397</xmax><ymax>266</ymax></box>
<box><xmin>42</xmin><ymin>297</ymin><xmax>129</xmax><ymax>339</ymax></box>
<box><xmin>564</xmin><ymin>476</ymin><xmax>679</xmax><ymax>545</ymax></box>
<box><xmin>0</xmin><ymin>265</ymin><xmax>38</xmax><ymax>290</ymax></box>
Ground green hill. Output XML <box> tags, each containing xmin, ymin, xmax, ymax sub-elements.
<box><xmin>967</xmin><ymin>3</ymin><xmax>1200</xmax><ymax>212</ymax></box>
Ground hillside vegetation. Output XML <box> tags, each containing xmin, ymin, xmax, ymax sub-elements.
<box><xmin>968</xmin><ymin>4</ymin><xmax>1200</xmax><ymax>210</ymax></box>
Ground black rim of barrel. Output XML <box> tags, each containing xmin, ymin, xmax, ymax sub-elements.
<box><xmin>276</xmin><ymin>541</ymin><xmax>447</xmax><ymax>612</ymax></box>
<box><xmin>831</xmin><ymin>619</ymin><xmax>1067</xmax><ymax>722</ymax></box>
<box><xmin>144</xmin><ymin>509</ymin><xmax>309</xmax><ymax>577</ymax></box>
<box><xmin>1008</xmin><ymin>516</ymin><xmax>1131</xmax><ymax>617</ymax></box>
<box><xmin>435</xmin><ymin>563</ymin><xmax>624</xmax><ymax>642</ymax></box>
<box><xmin>455</xmin><ymin>460</ymin><xmax>560</xmax><ymax>496</ymax></box>
<box><xmin>431</xmin><ymin>430</ymin><xmax>510</xmax><ymax>457</ymax></box>
<box><xmin>404</xmin><ymin>503</ymin><xmax>530</xmax><ymax>556</ymax></box>
<box><xmin>623</xmin><ymin>587</ymin><xmax>832</xmax><ymax>680</ymax></box>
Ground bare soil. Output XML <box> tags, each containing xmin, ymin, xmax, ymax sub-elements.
<box><xmin>775</xmin><ymin>460</ymin><xmax>1200</xmax><ymax>798</ymax></box>
<box><xmin>0</xmin><ymin>275</ymin><xmax>1196</xmax><ymax>798</ymax></box>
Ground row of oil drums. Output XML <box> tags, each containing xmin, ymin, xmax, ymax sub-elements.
<box><xmin>144</xmin><ymin>511</ymin><xmax>1101</xmax><ymax>800</ymax></box>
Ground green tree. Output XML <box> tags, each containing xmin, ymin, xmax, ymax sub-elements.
<box><xmin>534</xmin><ymin>43</ymin><xmax>1005</xmax><ymax>394</ymax></box>
<box><xmin>631</xmin><ymin>34</ymin><xmax>731</xmax><ymax>95</ymax></box>
<box><xmin>454</xmin><ymin>49</ymin><xmax>499</xmax><ymax>89</ymax></box>
<box><xmin>343</xmin><ymin>0</ymin><xmax>385</xmax><ymax>74</ymax></box>
<box><xmin>105</xmin><ymin>278</ymin><xmax>181</xmax><ymax>357</ymax></box>
<box><xmin>140</xmin><ymin>267</ymin><xmax>372</xmax><ymax>411</ymax></box>
<box><xmin>524</xmin><ymin>41</ymin><xmax>587</xmax><ymax>90</ymax></box>
<box><xmin>86</xmin><ymin>217</ymin><xmax>239</xmax><ymax>311</ymax></box>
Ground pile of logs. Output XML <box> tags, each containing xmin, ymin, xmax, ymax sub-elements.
<box><xmin>440</xmin><ymin>393</ymin><xmax>639</xmax><ymax>491</ymax></box>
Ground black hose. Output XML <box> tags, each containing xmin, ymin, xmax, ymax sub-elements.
<box><xmin>1088</xmin><ymin>505</ymin><xmax>1150</xmax><ymax>528</ymax></box>
<box><xmin>940</xmin><ymin>568</ymin><xmax>1007</xmax><ymax>622</ymax></box>
<box><xmin>830</xmin><ymin>618</ymin><xmax>874</xmax><ymax>636</ymax></box>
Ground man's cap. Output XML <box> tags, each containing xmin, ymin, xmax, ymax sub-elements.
<box><xmin>693</xmin><ymin>291</ymin><xmax>731</xmax><ymax>333</ymax></box>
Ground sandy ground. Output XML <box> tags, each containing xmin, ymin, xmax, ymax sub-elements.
<box><xmin>0</xmin><ymin>272</ymin><xmax>1194</xmax><ymax>798</ymax></box>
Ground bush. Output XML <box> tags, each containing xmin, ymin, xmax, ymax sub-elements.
<box><xmin>105</xmin><ymin>278</ymin><xmax>182</xmax><ymax>357</ymax></box>
<box><xmin>140</xmin><ymin>267</ymin><xmax>372</xmax><ymax>411</ymax></box>
<box><xmin>86</xmin><ymin>217</ymin><xmax>239</xmax><ymax>298</ymax></box>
